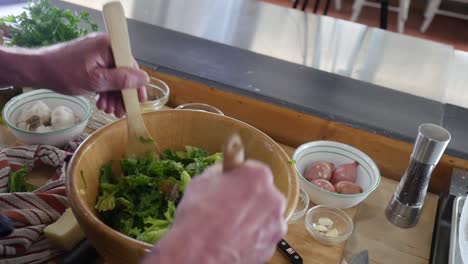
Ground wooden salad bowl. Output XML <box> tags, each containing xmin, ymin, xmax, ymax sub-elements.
<box><xmin>67</xmin><ymin>110</ymin><xmax>299</xmax><ymax>263</ymax></box>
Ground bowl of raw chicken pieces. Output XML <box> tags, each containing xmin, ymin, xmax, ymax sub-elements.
<box><xmin>2</xmin><ymin>89</ymin><xmax>91</xmax><ymax>147</ymax></box>
<box><xmin>293</xmin><ymin>141</ymin><xmax>381</xmax><ymax>208</ymax></box>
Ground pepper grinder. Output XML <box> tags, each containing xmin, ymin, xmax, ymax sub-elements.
<box><xmin>385</xmin><ymin>123</ymin><xmax>451</xmax><ymax>228</ymax></box>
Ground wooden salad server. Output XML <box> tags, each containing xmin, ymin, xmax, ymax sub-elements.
<box><xmin>102</xmin><ymin>1</ymin><xmax>160</xmax><ymax>157</ymax></box>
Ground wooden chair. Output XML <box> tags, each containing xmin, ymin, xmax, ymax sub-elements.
<box><xmin>351</xmin><ymin>0</ymin><xmax>411</xmax><ymax>33</ymax></box>
<box><xmin>421</xmin><ymin>0</ymin><xmax>468</xmax><ymax>32</ymax></box>
<box><xmin>292</xmin><ymin>0</ymin><xmax>341</xmax><ymax>14</ymax></box>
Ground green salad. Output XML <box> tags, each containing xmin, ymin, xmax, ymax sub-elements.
<box><xmin>95</xmin><ymin>146</ymin><xmax>222</xmax><ymax>244</ymax></box>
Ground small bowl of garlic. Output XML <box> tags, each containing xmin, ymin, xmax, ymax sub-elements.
<box><xmin>2</xmin><ymin>89</ymin><xmax>91</xmax><ymax>147</ymax></box>
<box><xmin>305</xmin><ymin>205</ymin><xmax>353</xmax><ymax>245</ymax></box>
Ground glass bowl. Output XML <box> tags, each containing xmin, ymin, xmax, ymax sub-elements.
<box><xmin>85</xmin><ymin>78</ymin><xmax>170</xmax><ymax>131</ymax></box>
<box><xmin>140</xmin><ymin>77</ymin><xmax>170</xmax><ymax>112</ymax></box>
<box><xmin>305</xmin><ymin>205</ymin><xmax>353</xmax><ymax>245</ymax></box>
<box><xmin>175</xmin><ymin>103</ymin><xmax>224</xmax><ymax>115</ymax></box>
<box><xmin>288</xmin><ymin>187</ymin><xmax>309</xmax><ymax>224</ymax></box>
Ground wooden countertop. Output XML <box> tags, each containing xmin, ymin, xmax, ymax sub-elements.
<box><xmin>343</xmin><ymin>177</ymin><xmax>437</xmax><ymax>264</ymax></box>
<box><xmin>0</xmin><ymin>111</ymin><xmax>438</xmax><ymax>264</ymax></box>
<box><xmin>0</xmin><ymin>66</ymin><xmax>439</xmax><ymax>264</ymax></box>
<box><xmin>0</xmin><ymin>122</ymin><xmax>437</xmax><ymax>264</ymax></box>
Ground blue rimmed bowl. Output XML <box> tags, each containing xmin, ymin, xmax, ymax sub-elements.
<box><xmin>293</xmin><ymin>141</ymin><xmax>381</xmax><ymax>208</ymax></box>
<box><xmin>2</xmin><ymin>89</ymin><xmax>91</xmax><ymax>147</ymax></box>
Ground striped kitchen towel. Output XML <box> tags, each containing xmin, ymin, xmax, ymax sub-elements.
<box><xmin>0</xmin><ymin>135</ymin><xmax>87</xmax><ymax>264</ymax></box>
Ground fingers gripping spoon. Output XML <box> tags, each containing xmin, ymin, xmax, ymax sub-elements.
<box><xmin>223</xmin><ymin>135</ymin><xmax>303</xmax><ymax>264</ymax></box>
<box><xmin>102</xmin><ymin>1</ymin><xmax>160</xmax><ymax>157</ymax></box>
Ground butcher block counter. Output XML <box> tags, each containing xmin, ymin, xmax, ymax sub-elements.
<box><xmin>0</xmin><ymin>67</ymin><xmax>444</xmax><ymax>264</ymax></box>
<box><xmin>0</xmin><ymin>128</ymin><xmax>437</xmax><ymax>264</ymax></box>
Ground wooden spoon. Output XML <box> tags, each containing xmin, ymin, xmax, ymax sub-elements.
<box><xmin>223</xmin><ymin>133</ymin><xmax>245</xmax><ymax>172</ymax></box>
<box><xmin>102</xmin><ymin>1</ymin><xmax>160</xmax><ymax>157</ymax></box>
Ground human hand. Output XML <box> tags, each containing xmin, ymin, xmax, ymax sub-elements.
<box><xmin>40</xmin><ymin>32</ymin><xmax>149</xmax><ymax>117</ymax></box>
<box><xmin>141</xmin><ymin>161</ymin><xmax>287</xmax><ymax>264</ymax></box>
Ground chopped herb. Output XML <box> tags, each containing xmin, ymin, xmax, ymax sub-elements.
<box><xmin>139</xmin><ymin>136</ymin><xmax>154</xmax><ymax>144</ymax></box>
<box><xmin>80</xmin><ymin>170</ymin><xmax>87</xmax><ymax>189</ymax></box>
<box><xmin>288</xmin><ymin>159</ymin><xmax>297</xmax><ymax>165</ymax></box>
<box><xmin>8</xmin><ymin>166</ymin><xmax>36</xmax><ymax>192</ymax></box>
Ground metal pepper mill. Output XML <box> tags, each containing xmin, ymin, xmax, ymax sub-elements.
<box><xmin>385</xmin><ymin>123</ymin><xmax>451</xmax><ymax>228</ymax></box>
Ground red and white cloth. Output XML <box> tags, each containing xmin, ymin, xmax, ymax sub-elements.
<box><xmin>0</xmin><ymin>135</ymin><xmax>86</xmax><ymax>263</ymax></box>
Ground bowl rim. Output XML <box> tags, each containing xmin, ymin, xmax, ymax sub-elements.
<box><xmin>305</xmin><ymin>205</ymin><xmax>354</xmax><ymax>241</ymax></box>
<box><xmin>66</xmin><ymin>109</ymin><xmax>299</xmax><ymax>248</ymax></box>
<box><xmin>175</xmin><ymin>103</ymin><xmax>224</xmax><ymax>116</ymax></box>
<box><xmin>289</xmin><ymin>187</ymin><xmax>309</xmax><ymax>223</ymax></box>
<box><xmin>140</xmin><ymin>77</ymin><xmax>170</xmax><ymax>105</ymax></box>
<box><xmin>293</xmin><ymin>140</ymin><xmax>381</xmax><ymax>198</ymax></box>
<box><xmin>2</xmin><ymin>89</ymin><xmax>92</xmax><ymax>135</ymax></box>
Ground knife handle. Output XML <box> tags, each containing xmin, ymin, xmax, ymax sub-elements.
<box><xmin>61</xmin><ymin>239</ymin><xmax>99</xmax><ymax>264</ymax></box>
<box><xmin>277</xmin><ymin>239</ymin><xmax>303</xmax><ymax>264</ymax></box>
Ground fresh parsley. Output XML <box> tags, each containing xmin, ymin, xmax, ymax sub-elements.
<box><xmin>8</xmin><ymin>166</ymin><xmax>37</xmax><ymax>192</ymax></box>
<box><xmin>0</xmin><ymin>0</ymin><xmax>98</xmax><ymax>48</ymax></box>
<box><xmin>138</xmin><ymin>136</ymin><xmax>154</xmax><ymax>144</ymax></box>
<box><xmin>80</xmin><ymin>170</ymin><xmax>87</xmax><ymax>189</ymax></box>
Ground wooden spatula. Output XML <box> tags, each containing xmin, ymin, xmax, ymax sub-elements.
<box><xmin>102</xmin><ymin>1</ymin><xmax>160</xmax><ymax>157</ymax></box>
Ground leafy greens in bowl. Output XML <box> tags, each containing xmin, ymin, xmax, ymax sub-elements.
<box><xmin>95</xmin><ymin>146</ymin><xmax>222</xmax><ymax>244</ymax></box>
<box><xmin>67</xmin><ymin>110</ymin><xmax>299</xmax><ymax>264</ymax></box>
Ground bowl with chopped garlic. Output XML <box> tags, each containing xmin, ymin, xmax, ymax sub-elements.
<box><xmin>305</xmin><ymin>205</ymin><xmax>353</xmax><ymax>245</ymax></box>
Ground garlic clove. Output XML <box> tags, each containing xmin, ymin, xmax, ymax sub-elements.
<box><xmin>325</xmin><ymin>228</ymin><xmax>339</xmax><ymax>238</ymax></box>
<box><xmin>313</xmin><ymin>224</ymin><xmax>329</xmax><ymax>233</ymax></box>
<box><xmin>26</xmin><ymin>115</ymin><xmax>41</xmax><ymax>131</ymax></box>
<box><xmin>318</xmin><ymin>217</ymin><xmax>334</xmax><ymax>228</ymax></box>
<box><xmin>36</xmin><ymin>125</ymin><xmax>54</xmax><ymax>133</ymax></box>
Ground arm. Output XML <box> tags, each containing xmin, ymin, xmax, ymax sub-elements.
<box><xmin>0</xmin><ymin>33</ymin><xmax>149</xmax><ymax>117</ymax></box>
<box><xmin>0</xmin><ymin>46</ymin><xmax>46</xmax><ymax>88</ymax></box>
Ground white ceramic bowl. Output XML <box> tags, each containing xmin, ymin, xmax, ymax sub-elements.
<box><xmin>293</xmin><ymin>141</ymin><xmax>381</xmax><ymax>208</ymax></box>
<box><xmin>2</xmin><ymin>89</ymin><xmax>91</xmax><ymax>147</ymax></box>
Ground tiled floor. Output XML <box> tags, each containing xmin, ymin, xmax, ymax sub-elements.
<box><xmin>261</xmin><ymin>0</ymin><xmax>468</xmax><ymax>51</ymax></box>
